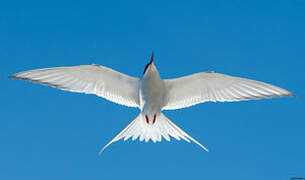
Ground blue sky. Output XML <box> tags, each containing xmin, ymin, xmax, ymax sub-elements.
<box><xmin>1</xmin><ymin>1</ymin><xmax>304</xmax><ymax>180</ymax></box>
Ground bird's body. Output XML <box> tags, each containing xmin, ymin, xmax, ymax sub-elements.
<box><xmin>9</xmin><ymin>52</ymin><xmax>294</xmax><ymax>153</ymax></box>
<box><xmin>140</xmin><ymin>59</ymin><xmax>165</xmax><ymax>124</ymax></box>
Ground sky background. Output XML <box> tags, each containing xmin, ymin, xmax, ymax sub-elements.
<box><xmin>1</xmin><ymin>1</ymin><xmax>304</xmax><ymax>180</ymax></box>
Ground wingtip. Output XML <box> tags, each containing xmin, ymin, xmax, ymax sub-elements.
<box><xmin>289</xmin><ymin>93</ymin><xmax>296</xmax><ymax>97</ymax></box>
<box><xmin>283</xmin><ymin>92</ymin><xmax>296</xmax><ymax>98</ymax></box>
<box><xmin>8</xmin><ymin>74</ymin><xmax>24</xmax><ymax>80</ymax></box>
<box><xmin>8</xmin><ymin>75</ymin><xmax>16</xmax><ymax>79</ymax></box>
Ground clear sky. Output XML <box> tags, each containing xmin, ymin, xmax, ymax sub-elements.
<box><xmin>1</xmin><ymin>1</ymin><xmax>304</xmax><ymax>180</ymax></box>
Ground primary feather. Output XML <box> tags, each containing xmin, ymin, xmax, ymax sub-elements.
<box><xmin>163</xmin><ymin>72</ymin><xmax>294</xmax><ymax>110</ymax></box>
<box><xmin>9</xmin><ymin>65</ymin><xmax>140</xmax><ymax>108</ymax></box>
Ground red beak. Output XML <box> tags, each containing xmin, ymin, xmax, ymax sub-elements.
<box><xmin>149</xmin><ymin>51</ymin><xmax>154</xmax><ymax>65</ymax></box>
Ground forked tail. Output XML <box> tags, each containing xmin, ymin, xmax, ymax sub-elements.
<box><xmin>99</xmin><ymin>113</ymin><xmax>208</xmax><ymax>154</ymax></box>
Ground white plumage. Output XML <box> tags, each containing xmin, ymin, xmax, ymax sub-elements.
<box><xmin>9</xmin><ymin>53</ymin><xmax>294</xmax><ymax>153</ymax></box>
<box><xmin>99</xmin><ymin>113</ymin><xmax>208</xmax><ymax>154</ymax></box>
<box><xmin>164</xmin><ymin>72</ymin><xmax>293</xmax><ymax>110</ymax></box>
<box><xmin>10</xmin><ymin>65</ymin><xmax>140</xmax><ymax>107</ymax></box>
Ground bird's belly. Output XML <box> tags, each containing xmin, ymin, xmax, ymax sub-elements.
<box><xmin>139</xmin><ymin>78</ymin><xmax>165</xmax><ymax>112</ymax></box>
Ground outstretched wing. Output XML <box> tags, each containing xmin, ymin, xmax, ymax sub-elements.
<box><xmin>163</xmin><ymin>72</ymin><xmax>294</xmax><ymax>110</ymax></box>
<box><xmin>9</xmin><ymin>65</ymin><xmax>140</xmax><ymax>107</ymax></box>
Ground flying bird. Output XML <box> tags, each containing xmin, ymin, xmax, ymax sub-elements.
<box><xmin>9</xmin><ymin>52</ymin><xmax>294</xmax><ymax>153</ymax></box>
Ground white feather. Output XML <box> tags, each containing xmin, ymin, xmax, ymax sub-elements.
<box><xmin>9</xmin><ymin>65</ymin><xmax>140</xmax><ymax>108</ymax></box>
<box><xmin>163</xmin><ymin>72</ymin><xmax>294</xmax><ymax>110</ymax></box>
<box><xmin>10</xmin><ymin>61</ymin><xmax>294</xmax><ymax>153</ymax></box>
<box><xmin>99</xmin><ymin>113</ymin><xmax>208</xmax><ymax>154</ymax></box>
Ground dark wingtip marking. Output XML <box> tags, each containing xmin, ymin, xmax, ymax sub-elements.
<box><xmin>8</xmin><ymin>75</ymin><xmax>67</xmax><ymax>89</ymax></box>
<box><xmin>8</xmin><ymin>75</ymin><xmax>16</xmax><ymax>79</ymax></box>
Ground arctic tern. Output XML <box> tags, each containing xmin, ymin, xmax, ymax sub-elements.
<box><xmin>9</xmin><ymin>52</ymin><xmax>294</xmax><ymax>153</ymax></box>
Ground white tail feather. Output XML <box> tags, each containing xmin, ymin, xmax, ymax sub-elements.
<box><xmin>99</xmin><ymin>113</ymin><xmax>208</xmax><ymax>154</ymax></box>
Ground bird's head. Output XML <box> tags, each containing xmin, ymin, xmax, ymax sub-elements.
<box><xmin>143</xmin><ymin>51</ymin><xmax>157</xmax><ymax>76</ymax></box>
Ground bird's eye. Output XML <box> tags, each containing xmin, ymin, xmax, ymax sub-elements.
<box><xmin>143</xmin><ymin>63</ymin><xmax>150</xmax><ymax>74</ymax></box>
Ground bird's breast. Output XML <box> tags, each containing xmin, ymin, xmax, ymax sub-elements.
<box><xmin>139</xmin><ymin>75</ymin><xmax>166</xmax><ymax>113</ymax></box>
